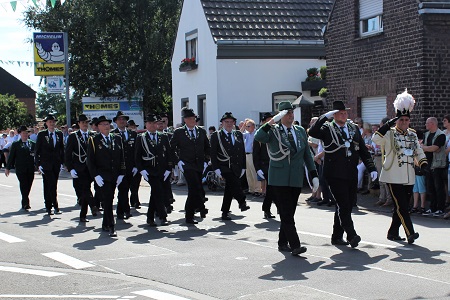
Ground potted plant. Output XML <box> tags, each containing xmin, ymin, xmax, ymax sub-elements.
<box><xmin>319</xmin><ymin>87</ymin><xmax>328</xmax><ymax>98</ymax></box>
<box><xmin>179</xmin><ymin>57</ymin><xmax>198</xmax><ymax>72</ymax></box>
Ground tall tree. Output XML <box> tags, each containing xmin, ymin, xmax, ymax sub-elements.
<box><xmin>23</xmin><ymin>0</ymin><xmax>182</xmax><ymax>113</ymax></box>
<box><xmin>35</xmin><ymin>87</ymin><xmax>82</xmax><ymax>125</ymax></box>
<box><xmin>0</xmin><ymin>94</ymin><xmax>34</xmax><ymax>130</ymax></box>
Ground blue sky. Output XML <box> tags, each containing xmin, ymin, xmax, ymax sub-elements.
<box><xmin>0</xmin><ymin>2</ymin><xmax>42</xmax><ymax>91</ymax></box>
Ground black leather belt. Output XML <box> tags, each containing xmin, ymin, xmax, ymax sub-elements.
<box><xmin>246</xmin><ymin>152</ymin><xmax>251</xmax><ymax>154</ymax></box>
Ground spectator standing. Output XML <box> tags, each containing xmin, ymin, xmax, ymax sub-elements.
<box><xmin>241</xmin><ymin>119</ymin><xmax>262</xmax><ymax>196</ymax></box>
<box><xmin>421</xmin><ymin>117</ymin><xmax>446</xmax><ymax>217</ymax></box>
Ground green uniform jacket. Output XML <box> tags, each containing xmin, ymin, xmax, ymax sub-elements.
<box><xmin>6</xmin><ymin>139</ymin><xmax>36</xmax><ymax>174</ymax></box>
<box><xmin>254</xmin><ymin>123</ymin><xmax>316</xmax><ymax>187</ymax></box>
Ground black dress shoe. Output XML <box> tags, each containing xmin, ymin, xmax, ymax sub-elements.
<box><xmin>109</xmin><ymin>228</ymin><xmax>117</xmax><ymax>237</ymax></box>
<box><xmin>278</xmin><ymin>244</ymin><xmax>292</xmax><ymax>252</ymax></box>
<box><xmin>200</xmin><ymin>208</ymin><xmax>208</xmax><ymax>218</ymax></box>
<box><xmin>327</xmin><ymin>201</ymin><xmax>336</xmax><ymax>207</ymax></box>
<box><xmin>349</xmin><ymin>235</ymin><xmax>361</xmax><ymax>248</ymax></box>
<box><xmin>125</xmin><ymin>212</ymin><xmax>133</xmax><ymax>219</ymax></box>
<box><xmin>291</xmin><ymin>246</ymin><xmax>307</xmax><ymax>256</ymax></box>
<box><xmin>264</xmin><ymin>211</ymin><xmax>275</xmax><ymax>219</ymax></box>
<box><xmin>134</xmin><ymin>204</ymin><xmax>141</xmax><ymax>209</ymax></box>
<box><xmin>79</xmin><ymin>217</ymin><xmax>89</xmax><ymax>223</ymax></box>
<box><xmin>102</xmin><ymin>225</ymin><xmax>110</xmax><ymax>231</ymax></box>
<box><xmin>407</xmin><ymin>232</ymin><xmax>419</xmax><ymax>244</ymax></box>
<box><xmin>47</xmin><ymin>210</ymin><xmax>54</xmax><ymax>216</ymax></box>
<box><xmin>239</xmin><ymin>204</ymin><xmax>250</xmax><ymax>212</ymax></box>
<box><xmin>316</xmin><ymin>199</ymin><xmax>330</xmax><ymax>206</ymax></box>
<box><xmin>166</xmin><ymin>205</ymin><xmax>173</xmax><ymax>214</ymax></box>
<box><xmin>221</xmin><ymin>214</ymin><xmax>232</xmax><ymax>221</ymax></box>
<box><xmin>147</xmin><ymin>219</ymin><xmax>157</xmax><ymax>227</ymax></box>
<box><xmin>331</xmin><ymin>238</ymin><xmax>349</xmax><ymax>246</ymax></box>
<box><xmin>54</xmin><ymin>209</ymin><xmax>62</xmax><ymax>214</ymax></box>
<box><xmin>117</xmin><ymin>214</ymin><xmax>124</xmax><ymax>220</ymax></box>
<box><xmin>186</xmin><ymin>218</ymin><xmax>198</xmax><ymax>224</ymax></box>
<box><xmin>387</xmin><ymin>235</ymin><xmax>406</xmax><ymax>241</ymax></box>
<box><xmin>25</xmin><ymin>205</ymin><xmax>31</xmax><ymax>210</ymax></box>
<box><xmin>160</xmin><ymin>219</ymin><xmax>169</xmax><ymax>226</ymax></box>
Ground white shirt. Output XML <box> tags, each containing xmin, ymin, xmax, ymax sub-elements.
<box><xmin>222</xmin><ymin>129</ymin><xmax>235</xmax><ymax>145</ymax></box>
<box><xmin>281</xmin><ymin>124</ymin><xmax>298</xmax><ymax>145</ymax></box>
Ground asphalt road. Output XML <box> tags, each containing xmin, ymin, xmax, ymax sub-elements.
<box><xmin>0</xmin><ymin>170</ymin><xmax>449</xmax><ymax>300</ymax></box>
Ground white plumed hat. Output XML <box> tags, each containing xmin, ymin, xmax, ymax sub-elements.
<box><xmin>393</xmin><ymin>89</ymin><xmax>415</xmax><ymax>118</ymax></box>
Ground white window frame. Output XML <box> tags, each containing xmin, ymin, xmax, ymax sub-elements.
<box><xmin>359</xmin><ymin>0</ymin><xmax>383</xmax><ymax>37</ymax></box>
<box><xmin>185</xmin><ymin>29</ymin><xmax>198</xmax><ymax>62</ymax></box>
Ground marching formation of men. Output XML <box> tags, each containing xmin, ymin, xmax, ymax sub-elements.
<box><xmin>4</xmin><ymin>89</ymin><xmax>444</xmax><ymax>255</ymax></box>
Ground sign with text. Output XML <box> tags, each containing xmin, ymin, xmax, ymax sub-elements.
<box><xmin>33</xmin><ymin>32</ymin><xmax>66</xmax><ymax>76</ymax></box>
<box><xmin>46</xmin><ymin>76</ymin><xmax>65</xmax><ymax>93</ymax></box>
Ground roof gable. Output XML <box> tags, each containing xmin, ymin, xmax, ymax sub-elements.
<box><xmin>0</xmin><ymin>67</ymin><xmax>36</xmax><ymax>98</ymax></box>
<box><xmin>201</xmin><ymin>0</ymin><xmax>333</xmax><ymax>41</ymax></box>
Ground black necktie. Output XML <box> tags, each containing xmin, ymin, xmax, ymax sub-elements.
<box><xmin>105</xmin><ymin>136</ymin><xmax>110</xmax><ymax>146</ymax></box>
<box><xmin>83</xmin><ymin>133</ymin><xmax>87</xmax><ymax>142</ymax></box>
<box><xmin>227</xmin><ymin>132</ymin><xmax>233</xmax><ymax>145</ymax></box>
<box><xmin>49</xmin><ymin>132</ymin><xmax>54</xmax><ymax>147</ymax></box>
<box><xmin>287</xmin><ymin>128</ymin><xmax>297</xmax><ymax>152</ymax></box>
<box><xmin>340</xmin><ymin>126</ymin><xmax>348</xmax><ymax>139</ymax></box>
<box><xmin>190</xmin><ymin>129</ymin><xmax>195</xmax><ymax>139</ymax></box>
<box><xmin>120</xmin><ymin>130</ymin><xmax>126</xmax><ymax>141</ymax></box>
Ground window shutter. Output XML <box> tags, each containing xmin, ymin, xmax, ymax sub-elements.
<box><xmin>360</xmin><ymin>0</ymin><xmax>383</xmax><ymax>19</ymax></box>
<box><xmin>361</xmin><ymin>96</ymin><xmax>387</xmax><ymax>125</ymax></box>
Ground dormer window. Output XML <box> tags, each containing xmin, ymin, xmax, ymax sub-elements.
<box><xmin>359</xmin><ymin>0</ymin><xmax>383</xmax><ymax>37</ymax></box>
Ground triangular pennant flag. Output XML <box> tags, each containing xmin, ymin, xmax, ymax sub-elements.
<box><xmin>32</xmin><ymin>0</ymin><xmax>38</xmax><ymax>8</ymax></box>
<box><xmin>61</xmin><ymin>0</ymin><xmax>66</xmax><ymax>5</ymax></box>
<box><xmin>50</xmin><ymin>0</ymin><xmax>56</xmax><ymax>8</ymax></box>
<box><xmin>18</xmin><ymin>61</ymin><xmax>21</xmax><ymax>66</ymax></box>
<box><xmin>10</xmin><ymin>1</ymin><xmax>17</xmax><ymax>11</ymax></box>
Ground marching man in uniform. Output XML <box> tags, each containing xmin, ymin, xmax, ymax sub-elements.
<box><xmin>308</xmin><ymin>101</ymin><xmax>377</xmax><ymax>248</ymax></box>
<box><xmin>372</xmin><ymin>89</ymin><xmax>427</xmax><ymax>244</ymax></box>
<box><xmin>5</xmin><ymin>125</ymin><xmax>36</xmax><ymax>210</ymax></box>
<box><xmin>65</xmin><ymin>114</ymin><xmax>97</xmax><ymax>222</ymax></box>
<box><xmin>255</xmin><ymin>102</ymin><xmax>318</xmax><ymax>256</ymax></box>
<box><xmin>211</xmin><ymin>112</ymin><xmax>250</xmax><ymax>221</ymax></box>
<box><xmin>87</xmin><ymin>116</ymin><xmax>126</xmax><ymax>237</ymax></box>
<box><xmin>135</xmin><ymin>113</ymin><xmax>172</xmax><ymax>226</ymax></box>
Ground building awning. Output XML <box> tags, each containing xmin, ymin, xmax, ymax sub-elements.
<box><xmin>292</xmin><ymin>95</ymin><xmax>315</xmax><ymax>107</ymax></box>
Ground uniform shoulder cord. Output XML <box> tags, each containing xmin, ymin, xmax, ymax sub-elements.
<box><xmin>322</xmin><ymin>123</ymin><xmax>346</xmax><ymax>153</ymax></box>
<box><xmin>267</xmin><ymin>127</ymin><xmax>291</xmax><ymax>164</ymax></box>
<box><xmin>74</xmin><ymin>133</ymin><xmax>87</xmax><ymax>163</ymax></box>
<box><xmin>216</xmin><ymin>131</ymin><xmax>231</xmax><ymax>168</ymax></box>
<box><xmin>141</xmin><ymin>132</ymin><xmax>156</xmax><ymax>166</ymax></box>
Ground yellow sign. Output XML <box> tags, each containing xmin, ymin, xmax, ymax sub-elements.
<box><xmin>83</xmin><ymin>103</ymin><xmax>120</xmax><ymax>111</ymax></box>
<box><xmin>34</xmin><ymin>63</ymin><xmax>65</xmax><ymax>76</ymax></box>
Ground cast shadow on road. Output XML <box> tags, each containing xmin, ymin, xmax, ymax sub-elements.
<box><xmin>320</xmin><ymin>249</ymin><xmax>389</xmax><ymax>272</ymax></box>
<box><xmin>126</xmin><ymin>223</ymin><xmax>208</xmax><ymax>244</ymax></box>
<box><xmin>259</xmin><ymin>255</ymin><xmax>325</xmax><ymax>281</ymax></box>
<box><xmin>72</xmin><ymin>230</ymin><xmax>119</xmax><ymax>250</ymax></box>
<box><xmin>51</xmin><ymin>223</ymin><xmax>96</xmax><ymax>238</ymax></box>
<box><xmin>388</xmin><ymin>244</ymin><xmax>448</xmax><ymax>265</ymax></box>
<box><xmin>17</xmin><ymin>215</ymin><xmax>56</xmax><ymax>228</ymax></box>
<box><xmin>254</xmin><ymin>218</ymin><xmax>280</xmax><ymax>232</ymax></box>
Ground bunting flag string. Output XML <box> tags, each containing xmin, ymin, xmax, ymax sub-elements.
<box><xmin>0</xmin><ymin>59</ymin><xmax>35</xmax><ymax>67</ymax></box>
<box><xmin>0</xmin><ymin>0</ymin><xmax>66</xmax><ymax>12</ymax></box>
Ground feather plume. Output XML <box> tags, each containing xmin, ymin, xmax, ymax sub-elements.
<box><xmin>393</xmin><ymin>89</ymin><xmax>415</xmax><ymax>114</ymax></box>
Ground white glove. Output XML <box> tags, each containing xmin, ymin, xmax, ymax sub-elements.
<box><xmin>70</xmin><ymin>169</ymin><xmax>78</xmax><ymax>178</ymax></box>
<box><xmin>312</xmin><ymin>177</ymin><xmax>320</xmax><ymax>193</ymax></box>
<box><xmin>140</xmin><ymin>170</ymin><xmax>149</xmax><ymax>181</ymax></box>
<box><xmin>116</xmin><ymin>175</ymin><xmax>124</xmax><ymax>186</ymax></box>
<box><xmin>325</xmin><ymin>110</ymin><xmax>339</xmax><ymax>119</ymax></box>
<box><xmin>95</xmin><ymin>175</ymin><xmax>104</xmax><ymax>187</ymax></box>
<box><xmin>272</xmin><ymin>110</ymin><xmax>288</xmax><ymax>123</ymax></box>
<box><xmin>163</xmin><ymin>170</ymin><xmax>171</xmax><ymax>181</ymax></box>
<box><xmin>370</xmin><ymin>171</ymin><xmax>378</xmax><ymax>181</ymax></box>
<box><xmin>60</xmin><ymin>164</ymin><xmax>65</xmax><ymax>171</ymax></box>
<box><xmin>132</xmin><ymin>167</ymin><xmax>138</xmax><ymax>176</ymax></box>
<box><xmin>38</xmin><ymin>166</ymin><xmax>45</xmax><ymax>174</ymax></box>
<box><xmin>203</xmin><ymin>162</ymin><xmax>208</xmax><ymax>174</ymax></box>
<box><xmin>214</xmin><ymin>169</ymin><xmax>222</xmax><ymax>178</ymax></box>
<box><xmin>240</xmin><ymin>169</ymin><xmax>245</xmax><ymax>178</ymax></box>
<box><xmin>257</xmin><ymin>169</ymin><xmax>265</xmax><ymax>180</ymax></box>
<box><xmin>177</xmin><ymin>160</ymin><xmax>185</xmax><ymax>173</ymax></box>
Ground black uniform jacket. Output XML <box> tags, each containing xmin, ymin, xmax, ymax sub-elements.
<box><xmin>253</xmin><ymin>139</ymin><xmax>270</xmax><ymax>175</ymax></box>
<box><xmin>170</xmin><ymin>125</ymin><xmax>210</xmax><ymax>173</ymax></box>
<box><xmin>210</xmin><ymin>130</ymin><xmax>246</xmax><ymax>177</ymax></box>
<box><xmin>65</xmin><ymin>130</ymin><xmax>95</xmax><ymax>174</ymax></box>
<box><xmin>35</xmin><ymin>129</ymin><xmax>64</xmax><ymax>169</ymax></box>
<box><xmin>135</xmin><ymin>131</ymin><xmax>173</xmax><ymax>177</ymax></box>
<box><xmin>6</xmin><ymin>139</ymin><xmax>36</xmax><ymax>173</ymax></box>
<box><xmin>308</xmin><ymin>115</ymin><xmax>376</xmax><ymax>180</ymax></box>
<box><xmin>112</xmin><ymin>128</ymin><xmax>137</xmax><ymax>173</ymax></box>
<box><xmin>87</xmin><ymin>133</ymin><xmax>126</xmax><ymax>182</ymax></box>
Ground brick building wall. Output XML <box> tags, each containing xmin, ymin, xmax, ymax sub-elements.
<box><xmin>324</xmin><ymin>0</ymin><xmax>450</xmax><ymax>129</ymax></box>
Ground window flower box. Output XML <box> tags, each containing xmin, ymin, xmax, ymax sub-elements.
<box><xmin>179</xmin><ymin>57</ymin><xmax>198</xmax><ymax>72</ymax></box>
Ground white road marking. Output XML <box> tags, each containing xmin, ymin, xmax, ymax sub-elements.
<box><xmin>0</xmin><ymin>183</ymin><xmax>13</xmax><ymax>188</ymax></box>
<box><xmin>42</xmin><ymin>252</ymin><xmax>95</xmax><ymax>269</ymax></box>
<box><xmin>0</xmin><ymin>231</ymin><xmax>25</xmax><ymax>243</ymax></box>
<box><xmin>132</xmin><ymin>289</ymin><xmax>191</xmax><ymax>300</ymax></box>
<box><xmin>0</xmin><ymin>266</ymin><xmax>65</xmax><ymax>277</ymax></box>
<box><xmin>0</xmin><ymin>295</ymin><xmax>119</xmax><ymax>298</ymax></box>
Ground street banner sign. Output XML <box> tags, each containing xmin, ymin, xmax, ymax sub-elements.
<box><xmin>33</xmin><ymin>32</ymin><xmax>66</xmax><ymax>76</ymax></box>
<box><xmin>46</xmin><ymin>76</ymin><xmax>65</xmax><ymax>93</ymax></box>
